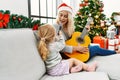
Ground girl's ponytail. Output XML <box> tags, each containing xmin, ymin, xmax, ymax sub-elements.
<box><xmin>38</xmin><ymin>38</ymin><xmax>49</xmax><ymax>61</ymax></box>
<box><xmin>37</xmin><ymin>24</ymin><xmax>55</xmax><ymax>61</ymax></box>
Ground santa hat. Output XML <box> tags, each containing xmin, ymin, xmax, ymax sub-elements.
<box><xmin>58</xmin><ymin>3</ymin><xmax>73</xmax><ymax>15</ymax></box>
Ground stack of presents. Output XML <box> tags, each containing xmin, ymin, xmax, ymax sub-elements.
<box><xmin>93</xmin><ymin>24</ymin><xmax>120</xmax><ymax>51</ymax></box>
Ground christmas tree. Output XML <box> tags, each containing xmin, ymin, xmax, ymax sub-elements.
<box><xmin>74</xmin><ymin>0</ymin><xmax>107</xmax><ymax>41</ymax></box>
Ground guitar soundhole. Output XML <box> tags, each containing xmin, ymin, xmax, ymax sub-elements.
<box><xmin>77</xmin><ymin>37</ymin><xmax>84</xmax><ymax>44</ymax></box>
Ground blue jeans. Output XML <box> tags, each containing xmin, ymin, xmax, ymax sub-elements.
<box><xmin>89</xmin><ymin>45</ymin><xmax>116</xmax><ymax>59</ymax></box>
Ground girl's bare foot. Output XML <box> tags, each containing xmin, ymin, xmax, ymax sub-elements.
<box><xmin>70</xmin><ymin>64</ymin><xmax>82</xmax><ymax>73</ymax></box>
<box><xmin>86</xmin><ymin>62</ymin><xmax>97</xmax><ymax>72</ymax></box>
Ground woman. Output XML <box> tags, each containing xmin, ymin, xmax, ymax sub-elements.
<box><xmin>53</xmin><ymin>3</ymin><xmax>120</xmax><ymax>60</ymax></box>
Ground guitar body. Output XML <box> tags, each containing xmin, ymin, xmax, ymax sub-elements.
<box><xmin>64</xmin><ymin>32</ymin><xmax>91</xmax><ymax>62</ymax></box>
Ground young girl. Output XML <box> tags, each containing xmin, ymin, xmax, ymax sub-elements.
<box><xmin>37</xmin><ymin>24</ymin><xmax>97</xmax><ymax>76</ymax></box>
<box><xmin>53</xmin><ymin>3</ymin><xmax>120</xmax><ymax>60</ymax></box>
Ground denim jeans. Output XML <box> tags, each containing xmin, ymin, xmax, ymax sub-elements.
<box><xmin>89</xmin><ymin>45</ymin><xmax>116</xmax><ymax>59</ymax></box>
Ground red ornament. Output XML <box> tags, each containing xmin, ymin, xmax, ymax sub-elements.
<box><xmin>18</xmin><ymin>17</ymin><xmax>22</xmax><ymax>22</ymax></box>
<box><xmin>79</xmin><ymin>3</ymin><xmax>86</xmax><ymax>7</ymax></box>
<box><xmin>83</xmin><ymin>3</ymin><xmax>86</xmax><ymax>7</ymax></box>
<box><xmin>32</xmin><ymin>24</ymin><xmax>39</xmax><ymax>30</ymax></box>
<box><xmin>99</xmin><ymin>8</ymin><xmax>103</xmax><ymax>12</ymax></box>
<box><xmin>77</xmin><ymin>12</ymin><xmax>81</xmax><ymax>15</ymax></box>
<box><xmin>79</xmin><ymin>3</ymin><xmax>84</xmax><ymax>7</ymax></box>
<box><xmin>84</xmin><ymin>3</ymin><xmax>88</xmax><ymax>6</ymax></box>
<box><xmin>12</xmin><ymin>16</ymin><xmax>16</xmax><ymax>20</ymax></box>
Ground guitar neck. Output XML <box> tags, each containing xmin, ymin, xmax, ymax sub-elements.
<box><xmin>79</xmin><ymin>16</ymin><xmax>93</xmax><ymax>41</ymax></box>
<box><xmin>80</xmin><ymin>22</ymin><xmax>90</xmax><ymax>39</ymax></box>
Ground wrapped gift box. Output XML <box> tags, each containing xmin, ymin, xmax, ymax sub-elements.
<box><xmin>93</xmin><ymin>36</ymin><xmax>108</xmax><ymax>49</ymax></box>
<box><xmin>108</xmin><ymin>39</ymin><xmax>115</xmax><ymax>50</ymax></box>
<box><xmin>115</xmin><ymin>38</ymin><xmax>119</xmax><ymax>50</ymax></box>
<box><xmin>108</xmin><ymin>37</ymin><xmax>120</xmax><ymax>50</ymax></box>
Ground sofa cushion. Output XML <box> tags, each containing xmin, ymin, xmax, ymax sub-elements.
<box><xmin>0</xmin><ymin>29</ymin><xmax>46</xmax><ymax>80</ymax></box>
<box><xmin>41</xmin><ymin>72</ymin><xmax>109</xmax><ymax>80</ymax></box>
<box><xmin>88</xmin><ymin>54</ymin><xmax>120</xmax><ymax>80</ymax></box>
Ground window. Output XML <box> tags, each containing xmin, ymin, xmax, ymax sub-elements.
<box><xmin>28</xmin><ymin>0</ymin><xmax>59</xmax><ymax>24</ymax></box>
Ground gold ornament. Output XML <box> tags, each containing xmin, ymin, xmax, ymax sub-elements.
<box><xmin>90</xmin><ymin>22</ymin><xmax>94</xmax><ymax>25</ymax></box>
<box><xmin>96</xmin><ymin>25</ymin><xmax>100</xmax><ymax>28</ymax></box>
<box><xmin>95</xmin><ymin>15</ymin><xmax>99</xmax><ymax>19</ymax></box>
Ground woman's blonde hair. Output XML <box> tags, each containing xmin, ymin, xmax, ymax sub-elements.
<box><xmin>56</xmin><ymin>11</ymin><xmax>74</xmax><ymax>37</ymax></box>
<box><xmin>38</xmin><ymin>24</ymin><xmax>56</xmax><ymax>61</ymax></box>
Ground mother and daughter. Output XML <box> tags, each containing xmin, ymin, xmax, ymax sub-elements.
<box><xmin>37</xmin><ymin>3</ymin><xmax>120</xmax><ymax>76</ymax></box>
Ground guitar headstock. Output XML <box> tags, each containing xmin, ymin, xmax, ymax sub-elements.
<box><xmin>78</xmin><ymin>16</ymin><xmax>93</xmax><ymax>44</ymax></box>
<box><xmin>86</xmin><ymin>16</ymin><xmax>93</xmax><ymax>26</ymax></box>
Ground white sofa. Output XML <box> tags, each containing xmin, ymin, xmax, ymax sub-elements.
<box><xmin>0</xmin><ymin>28</ymin><xmax>120</xmax><ymax>80</ymax></box>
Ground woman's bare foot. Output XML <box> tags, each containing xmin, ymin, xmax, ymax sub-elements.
<box><xmin>116</xmin><ymin>50</ymin><xmax>120</xmax><ymax>54</ymax></box>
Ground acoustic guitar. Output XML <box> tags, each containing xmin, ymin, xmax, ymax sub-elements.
<box><xmin>64</xmin><ymin>17</ymin><xmax>93</xmax><ymax>62</ymax></box>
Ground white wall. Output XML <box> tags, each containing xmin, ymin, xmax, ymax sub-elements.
<box><xmin>69</xmin><ymin>0</ymin><xmax>120</xmax><ymax>18</ymax></box>
<box><xmin>0</xmin><ymin>0</ymin><xmax>120</xmax><ymax>18</ymax></box>
<box><xmin>0</xmin><ymin>0</ymin><xmax>28</xmax><ymax>16</ymax></box>
<box><xmin>103</xmin><ymin>0</ymin><xmax>120</xmax><ymax>18</ymax></box>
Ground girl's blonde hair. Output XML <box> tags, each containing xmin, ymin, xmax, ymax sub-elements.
<box><xmin>56</xmin><ymin>11</ymin><xmax>74</xmax><ymax>37</ymax></box>
<box><xmin>38</xmin><ymin>24</ymin><xmax>55</xmax><ymax>61</ymax></box>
